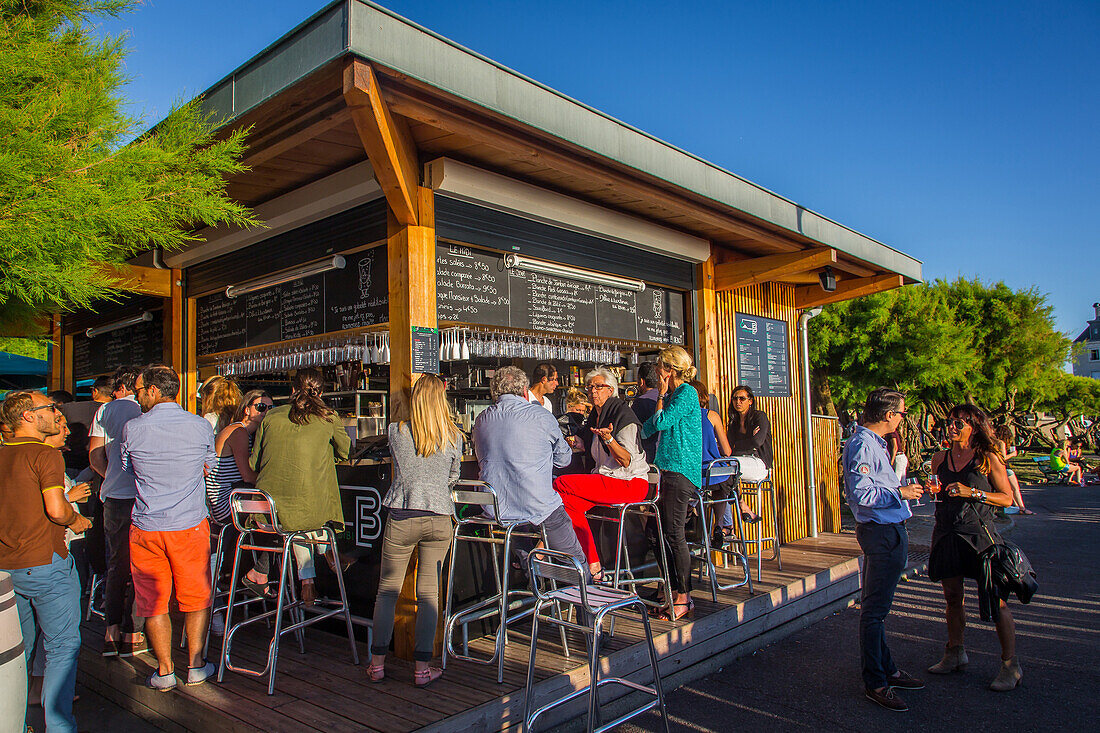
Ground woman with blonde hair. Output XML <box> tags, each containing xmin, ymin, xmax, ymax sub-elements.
<box><xmin>640</xmin><ymin>345</ymin><xmax>703</xmax><ymax>621</ymax></box>
<box><xmin>200</xmin><ymin>376</ymin><xmax>242</xmax><ymax>435</ymax></box>
<box><xmin>368</xmin><ymin>374</ymin><xmax>462</xmax><ymax>687</ymax></box>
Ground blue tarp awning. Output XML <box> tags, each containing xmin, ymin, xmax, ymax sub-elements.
<box><xmin>0</xmin><ymin>351</ymin><xmax>48</xmax><ymax>376</ymax></box>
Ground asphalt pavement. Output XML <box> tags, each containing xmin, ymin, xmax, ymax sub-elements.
<box><xmin>622</xmin><ymin>482</ymin><xmax>1100</xmax><ymax>733</ymax></box>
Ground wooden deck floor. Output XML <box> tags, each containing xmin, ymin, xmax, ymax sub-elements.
<box><xmin>76</xmin><ymin>533</ymin><xmax>861</xmax><ymax>733</ymax></box>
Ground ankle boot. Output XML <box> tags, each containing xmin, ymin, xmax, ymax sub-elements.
<box><xmin>989</xmin><ymin>657</ymin><xmax>1022</xmax><ymax>691</ymax></box>
<box><xmin>928</xmin><ymin>644</ymin><xmax>969</xmax><ymax>674</ymax></box>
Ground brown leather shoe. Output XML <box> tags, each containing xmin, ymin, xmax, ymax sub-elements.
<box><xmin>865</xmin><ymin>686</ymin><xmax>908</xmax><ymax>711</ymax></box>
<box><xmin>300</xmin><ymin>580</ymin><xmax>317</xmax><ymax>604</ymax></box>
<box><xmin>888</xmin><ymin>670</ymin><xmax>925</xmax><ymax>690</ymax></box>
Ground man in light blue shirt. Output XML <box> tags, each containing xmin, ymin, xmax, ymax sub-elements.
<box><xmin>473</xmin><ymin>366</ymin><xmax>583</xmax><ymax>565</ymax></box>
<box><xmin>843</xmin><ymin>388</ymin><xmax>924</xmax><ymax>711</ymax></box>
<box><xmin>119</xmin><ymin>366</ymin><xmax>216</xmax><ymax>691</ymax></box>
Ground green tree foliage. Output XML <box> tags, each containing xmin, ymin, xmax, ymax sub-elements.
<box><xmin>0</xmin><ymin>0</ymin><xmax>257</xmax><ymax>332</ymax></box>
<box><xmin>809</xmin><ymin>279</ymin><xmax>1097</xmax><ymax>446</ymax></box>
<box><xmin>0</xmin><ymin>336</ymin><xmax>47</xmax><ymax>360</ymax></box>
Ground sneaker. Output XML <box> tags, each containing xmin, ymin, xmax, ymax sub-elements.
<box><xmin>101</xmin><ymin>639</ymin><xmax>119</xmax><ymax>658</ymax></box>
<box><xmin>865</xmin><ymin>686</ymin><xmax>908</xmax><ymax>711</ymax></box>
<box><xmin>209</xmin><ymin>611</ymin><xmax>226</xmax><ymax>636</ymax></box>
<box><xmin>120</xmin><ymin>636</ymin><xmax>150</xmax><ymax>658</ymax></box>
<box><xmin>888</xmin><ymin>670</ymin><xmax>925</xmax><ymax>690</ymax></box>
<box><xmin>186</xmin><ymin>661</ymin><xmax>217</xmax><ymax>686</ymax></box>
<box><xmin>146</xmin><ymin>671</ymin><xmax>178</xmax><ymax>692</ymax></box>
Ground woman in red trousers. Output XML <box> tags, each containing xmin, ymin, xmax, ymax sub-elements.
<box><xmin>552</xmin><ymin>367</ymin><xmax>650</xmax><ymax>580</ymax></box>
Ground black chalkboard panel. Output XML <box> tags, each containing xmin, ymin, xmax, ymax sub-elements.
<box><xmin>196</xmin><ymin>247</ymin><xmax>389</xmax><ymax>356</ymax></box>
<box><xmin>434</xmin><ymin>244</ymin><xmax>686</xmax><ymax>345</ymax></box>
<box><xmin>325</xmin><ymin>248</ymin><xmax>389</xmax><ymax>332</ymax></box>
<box><xmin>734</xmin><ymin>313</ymin><xmax>790</xmax><ymax>397</ymax></box>
<box><xmin>435</xmin><ymin>244</ymin><xmax>511</xmax><ymax>325</ymax></box>
<box><xmin>72</xmin><ymin>311</ymin><xmax>164</xmax><ymax>378</ymax></box>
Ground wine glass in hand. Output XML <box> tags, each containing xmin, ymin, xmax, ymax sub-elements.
<box><xmin>926</xmin><ymin>474</ymin><xmax>942</xmax><ymax>503</ymax></box>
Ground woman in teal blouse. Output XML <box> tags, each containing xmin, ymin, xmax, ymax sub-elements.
<box><xmin>641</xmin><ymin>345</ymin><xmax>703</xmax><ymax>621</ymax></box>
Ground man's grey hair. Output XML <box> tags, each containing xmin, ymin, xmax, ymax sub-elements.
<box><xmin>490</xmin><ymin>366</ymin><xmax>529</xmax><ymax>401</ymax></box>
<box><xmin>585</xmin><ymin>367</ymin><xmax>618</xmax><ymax>396</ymax></box>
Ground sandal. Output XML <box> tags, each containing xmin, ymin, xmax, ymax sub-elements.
<box><xmin>741</xmin><ymin>511</ymin><xmax>762</xmax><ymax>524</ymax></box>
<box><xmin>1020</xmin><ymin>509</ymin><xmax>1035</xmax><ymax>515</ymax></box>
<box><xmin>367</xmin><ymin>663</ymin><xmax>385</xmax><ymax>683</ymax></box>
<box><xmin>414</xmin><ymin>666</ymin><xmax>443</xmax><ymax>687</ymax></box>
<box><xmin>651</xmin><ymin>600</ymin><xmax>694</xmax><ymax>622</ymax></box>
<box><xmin>589</xmin><ymin>565</ymin><xmax>606</xmax><ymax>584</ymax></box>
<box><xmin>242</xmin><ymin>576</ymin><xmax>276</xmax><ymax>600</ymax></box>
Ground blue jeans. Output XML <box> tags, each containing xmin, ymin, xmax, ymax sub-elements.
<box><xmin>856</xmin><ymin>521</ymin><xmax>908</xmax><ymax>691</ymax></box>
<box><xmin>3</xmin><ymin>552</ymin><xmax>82</xmax><ymax>733</ymax></box>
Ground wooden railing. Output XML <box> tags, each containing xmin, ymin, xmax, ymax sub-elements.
<box><xmin>811</xmin><ymin>415</ymin><xmax>843</xmax><ymax>533</ymax></box>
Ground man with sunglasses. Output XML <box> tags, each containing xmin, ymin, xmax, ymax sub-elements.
<box><xmin>0</xmin><ymin>391</ymin><xmax>93</xmax><ymax>733</ymax></box>
<box><xmin>843</xmin><ymin>387</ymin><xmax>925</xmax><ymax>711</ymax></box>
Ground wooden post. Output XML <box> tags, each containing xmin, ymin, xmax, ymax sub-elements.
<box><xmin>696</xmin><ymin>249</ymin><xmax>720</xmax><ymax>407</ymax></box>
<box><xmin>167</xmin><ymin>269</ymin><xmax>196</xmax><ymax>409</ymax></box>
<box><xmin>48</xmin><ymin>315</ymin><xmax>62</xmax><ymax>391</ymax></box>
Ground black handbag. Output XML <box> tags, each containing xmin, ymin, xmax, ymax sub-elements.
<box><xmin>970</xmin><ymin>504</ymin><xmax>1038</xmax><ymax>607</ymax></box>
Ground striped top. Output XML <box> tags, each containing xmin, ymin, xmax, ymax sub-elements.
<box><xmin>205</xmin><ymin>424</ymin><xmax>252</xmax><ymax>524</ymax></box>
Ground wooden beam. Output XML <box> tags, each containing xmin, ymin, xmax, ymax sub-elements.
<box><xmin>379</xmin><ymin>83</ymin><xmax>804</xmax><ymax>251</ymax></box>
<box><xmin>793</xmin><ymin>274</ymin><xmax>904</xmax><ymax>309</ymax></box>
<box><xmin>240</xmin><ymin>102</ymin><xmax>352</xmax><ymax>169</ymax></box>
<box><xmin>713</xmin><ymin>249</ymin><xmax>836</xmax><ymax>292</ymax></box>
<box><xmin>91</xmin><ymin>262</ymin><xmax>173</xmax><ymax>298</ymax></box>
<box><xmin>49</xmin><ymin>315</ymin><xmax>62</xmax><ymax>391</ymax></box>
<box><xmin>343</xmin><ymin>59</ymin><xmax>420</xmax><ymax>226</ymax></box>
<box><xmin>696</xmin><ymin>251</ymin><xmax>719</xmax><ymax>394</ymax></box>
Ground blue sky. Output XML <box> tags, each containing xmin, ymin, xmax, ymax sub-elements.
<box><xmin>99</xmin><ymin>0</ymin><xmax>1099</xmax><ymax>338</ymax></box>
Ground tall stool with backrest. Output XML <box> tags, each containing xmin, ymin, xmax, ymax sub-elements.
<box><xmin>522</xmin><ymin>549</ymin><xmax>669</xmax><ymax>733</ymax></box>
<box><xmin>218</xmin><ymin>488</ymin><xmax>359</xmax><ymax>695</ymax></box>
<box><xmin>691</xmin><ymin>458</ymin><xmax>753</xmax><ymax>601</ymax></box>
<box><xmin>586</xmin><ymin>465</ymin><xmax>672</xmax><ymax>610</ymax></box>
<box><xmin>738</xmin><ymin>473</ymin><xmax>782</xmax><ymax>581</ymax></box>
<box><xmin>442</xmin><ymin>480</ymin><xmax>569</xmax><ymax>684</ymax></box>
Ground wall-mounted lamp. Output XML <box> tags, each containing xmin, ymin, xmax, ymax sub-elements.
<box><xmin>225</xmin><ymin>255</ymin><xmax>346</xmax><ymax>298</ymax></box>
<box><xmin>85</xmin><ymin>311</ymin><xmax>153</xmax><ymax>339</ymax></box>
<box><xmin>503</xmin><ymin>253</ymin><xmax>646</xmax><ymax>292</ymax></box>
<box><xmin>818</xmin><ymin>266</ymin><xmax>837</xmax><ymax>293</ymax></box>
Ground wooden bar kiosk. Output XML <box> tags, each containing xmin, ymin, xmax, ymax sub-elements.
<box><xmin>52</xmin><ymin>1</ymin><xmax>922</xmax><ymax>660</ymax></box>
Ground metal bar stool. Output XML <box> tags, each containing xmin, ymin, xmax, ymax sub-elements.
<box><xmin>218</xmin><ymin>488</ymin><xmax>359</xmax><ymax>695</ymax></box>
<box><xmin>586</xmin><ymin>465</ymin><xmax>672</xmax><ymax>610</ymax></box>
<box><xmin>442</xmin><ymin>480</ymin><xmax>569</xmax><ymax>684</ymax></box>
<box><xmin>690</xmin><ymin>458</ymin><xmax>753</xmax><ymax>601</ymax></box>
<box><xmin>84</xmin><ymin>573</ymin><xmax>104</xmax><ymax>621</ymax></box>
<box><xmin>738</xmin><ymin>473</ymin><xmax>782</xmax><ymax>581</ymax></box>
<box><xmin>522</xmin><ymin>549</ymin><xmax>669</xmax><ymax>733</ymax></box>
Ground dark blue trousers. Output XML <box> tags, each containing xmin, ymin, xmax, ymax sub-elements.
<box><xmin>856</xmin><ymin>521</ymin><xmax>908</xmax><ymax>690</ymax></box>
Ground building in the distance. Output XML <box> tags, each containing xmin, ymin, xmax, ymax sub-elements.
<box><xmin>1071</xmin><ymin>303</ymin><xmax>1100</xmax><ymax>379</ymax></box>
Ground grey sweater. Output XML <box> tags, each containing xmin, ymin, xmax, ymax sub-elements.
<box><xmin>384</xmin><ymin>422</ymin><xmax>461</xmax><ymax>515</ymax></box>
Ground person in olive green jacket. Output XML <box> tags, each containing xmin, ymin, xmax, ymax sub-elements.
<box><xmin>244</xmin><ymin>368</ymin><xmax>351</xmax><ymax>601</ymax></box>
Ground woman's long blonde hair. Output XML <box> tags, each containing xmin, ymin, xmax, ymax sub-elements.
<box><xmin>408</xmin><ymin>374</ymin><xmax>460</xmax><ymax>457</ymax></box>
<box><xmin>201</xmin><ymin>376</ymin><xmax>242</xmax><ymax>428</ymax></box>
<box><xmin>657</xmin><ymin>345</ymin><xmax>697</xmax><ymax>380</ymax></box>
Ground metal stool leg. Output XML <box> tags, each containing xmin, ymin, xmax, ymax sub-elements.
<box><xmin>326</xmin><ymin>526</ymin><xmax>361</xmax><ymax>666</ymax></box>
<box><xmin>638</xmin><ymin>602</ymin><xmax>670</xmax><ymax>733</ymax></box>
<box><xmin>522</xmin><ymin>601</ymin><xmax>541</xmax><ymax>728</ymax></box>
<box><xmin>441</xmin><ymin>524</ymin><xmax>461</xmax><ymax>671</ymax></box>
<box><xmin>218</xmin><ymin>529</ymin><xmax>247</xmax><ymax>683</ymax></box>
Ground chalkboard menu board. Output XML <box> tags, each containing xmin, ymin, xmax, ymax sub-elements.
<box><xmin>435</xmin><ymin>244</ymin><xmax>685</xmax><ymax>344</ymax></box>
<box><xmin>734</xmin><ymin>313</ymin><xmax>791</xmax><ymax>397</ymax></box>
<box><xmin>72</xmin><ymin>311</ymin><xmax>164</xmax><ymax>378</ymax></box>
<box><xmin>196</xmin><ymin>248</ymin><xmax>389</xmax><ymax>356</ymax></box>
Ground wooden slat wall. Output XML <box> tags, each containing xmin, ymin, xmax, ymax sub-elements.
<box><xmin>714</xmin><ymin>283</ymin><xmax>809</xmax><ymax>545</ymax></box>
<box><xmin>812</xmin><ymin>415</ymin><xmax>843</xmax><ymax>533</ymax></box>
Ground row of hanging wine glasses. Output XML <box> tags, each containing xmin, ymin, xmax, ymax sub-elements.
<box><xmin>459</xmin><ymin>329</ymin><xmax>629</xmax><ymax>364</ymax></box>
<box><xmin>363</xmin><ymin>332</ymin><xmax>391</xmax><ymax>364</ymax></box>
<box><xmin>216</xmin><ymin>336</ymin><xmax>372</xmax><ymax>376</ymax></box>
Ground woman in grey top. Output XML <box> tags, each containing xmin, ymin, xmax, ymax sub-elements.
<box><xmin>368</xmin><ymin>374</ymin><xmax>461</xmax><ymax>687</ymax></box>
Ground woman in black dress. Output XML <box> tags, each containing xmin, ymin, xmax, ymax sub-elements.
<box><xmin>927</xmin><ymin>404</ymin><xmax>1020</xmax><ymax>691</ymax></box>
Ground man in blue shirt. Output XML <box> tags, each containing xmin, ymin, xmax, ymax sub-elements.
<box><xmin>119</xmin><ymin>365</ymin><xmax>216</xmax><ymax>691</ymax></box>
<box><xmin>473</xmin><ymin>366</ymin><xmax>584</xmax><ymax>566</ymax></box>
<box><xmin>843</xmin><ymin>388</ymin><xmax>924</xmax><ymax>711</ymax></box>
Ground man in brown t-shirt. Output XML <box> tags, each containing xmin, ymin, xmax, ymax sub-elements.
<box><xmin>0</xmin><ymin>390</ymin><xmax>92</xmax><ymax>733</ymax></box>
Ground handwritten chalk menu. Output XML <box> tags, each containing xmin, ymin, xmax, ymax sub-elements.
<box><xmin>72</xmin><ymin>311</ymin><xmax>164</xmax><ymax>378</ymax></box>
<box><xmin>435</xmin><ymin>244</ymin><xmax>685</xmax><ymax>344</ymax></box>
<box><xmin>734</xmin><ymin>313</ymin><xmax>791</xmax><ymax>397</ymax></box>
<box><xmin>196</xmin><ymin>248</ymin><xmax>389</xmax><ymax>356</ymax></box>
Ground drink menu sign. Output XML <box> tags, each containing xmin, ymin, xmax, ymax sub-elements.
<box><xmin>196</xmin><ymin>248</ymin><xmax>388</xmax><ymax>356</ymax></box>
<box><xmin>734</xmin><ymin>313</ymin><xmax>791</xmax><ymax>397</ymax></box>
<box><xmin>435</xmin><ymin>244</ymin><xmax>684</xmax><ymax>344</ymax></box>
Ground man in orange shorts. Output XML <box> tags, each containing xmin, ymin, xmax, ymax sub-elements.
<box><xmin>119</xmin><ymin>365</ymin><xmax>216</xmax><ymax>691</ymax></box>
